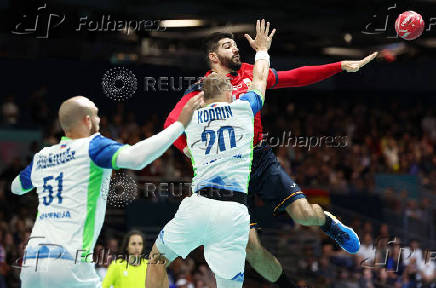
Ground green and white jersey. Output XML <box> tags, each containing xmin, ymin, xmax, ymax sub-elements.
<box><xmin>18</xmin><ymin>134</ymin><xmax>125</xmax><ymax>262</ymax></box>
<box><xmin>185</xmin><ymin>90</ymin><xmax>263</xmax><ymax>194</ymax></box>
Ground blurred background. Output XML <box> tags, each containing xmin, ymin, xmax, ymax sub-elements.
<box><xmin>0</xmin><ymin>0</ymin><xmax>435</xmax><ymax>287</ymax></box>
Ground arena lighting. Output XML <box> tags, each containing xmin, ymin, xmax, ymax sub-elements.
<box><xmin>419</xmin><ymin>38</ymin><xmax>436</xmax><ymax>47</ymax></box>
<box><xmin>150</xmin><ymin>24</ymin><xmax>253</xmax><ymax>38</ymax></box>
<box><xmin>160</xmin><ymin>19</ymin><xmax>206</xmax><ymax>27</ymax></box>
<box><xmin>323</xmin><ymin>47</ymin><xmax>366</xmax><ymax>57</ymax></box>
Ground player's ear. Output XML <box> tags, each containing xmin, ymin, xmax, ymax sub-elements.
<box><xmin>84</xmin><ymin>115</ymin><xmax>92</xmax><ymax>130</ymax></box>
<box><xmin>226</xmin><ymin>90</ymin><xmax>232</xmax><ymax>102</ymax></box>
<box><xmin>209</xmin><ymin>52</ymin><xmax>218</xmax><ymax>64</ymax></box>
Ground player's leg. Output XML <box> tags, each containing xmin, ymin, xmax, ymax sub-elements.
<box><xmin>146</xmin><ymin>243</ymin><xmax>172</xmax><ymax>288</ymax></box>
<box><xmin>252</xmin><ymin>143</ymin><xmax>359</xmax><ymax>254</ymax></box>
<box><xmin>203</xmin><ymin>200</ymin><xmax>249</xmax><ymax>288</ymax></box>
<box><xmin>245</xmin><ymin>228</ymin><xmax>298</xmax><ymax>287</ymax></box>
<box><xmin>247</xmin><ymin>146</ymin><xmax>299</xmax><ymax>287</ymax></box>
<box><xmin>285</xmin><ymin>197</ymin><xmax>360</xmax><ymax>253</ymax></box>
<box><xmin>147</xmin><ymin>195</ymin><xmax>205</xmax><ymax>287</ymax></box>
<box><xmin>285</xmin><ymin>197</ymin><xmax>326</xmax><ymax>226</ymax></box>
<box><xmin>245</xmin><ymin>228</ymin><xmax>282</xmax><ymax>281</ymax></box>
<box><xmin>272</xmin><ymin>166</ymin><xmax>360</xmax><ymax>254</ymax></box>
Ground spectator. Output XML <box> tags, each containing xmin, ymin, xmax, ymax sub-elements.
<box><xmin>102</xmin><ymin>230</ymin><xmax>147</xmax><ymax>288</ymax></box>
<box><xmin>2</xmin><ymin>94</ymin><xmax>19</xmax><ymax>125</ymax></box>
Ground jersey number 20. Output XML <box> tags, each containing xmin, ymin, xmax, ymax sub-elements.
<box><xmin>201</xmin><ymin>126</ymin><xmax>236</xmax><ymax>155</ymax></box>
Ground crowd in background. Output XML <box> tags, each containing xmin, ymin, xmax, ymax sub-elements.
<box><xmin>0</xmin><ymin>88</ymin><xmax>435</xmax><ymax>287</ymax></box>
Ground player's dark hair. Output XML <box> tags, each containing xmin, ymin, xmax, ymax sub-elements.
<box><xmin>121</xmin><ymin>230</ymin><xmax>145</xmax><ymax>254</ymax></box>
<box><xmin>204</xmin><ymin>32</ymin><xmax>234</xmax><ymax>64</ymax></box>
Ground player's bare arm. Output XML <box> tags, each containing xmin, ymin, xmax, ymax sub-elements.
<box><xmin>244</xmin><ymin>19</ymin><xmax>276</xmax><ymax>99</ymax></box>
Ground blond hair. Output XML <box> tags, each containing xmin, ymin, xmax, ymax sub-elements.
<box><xmin>202</xmin><ymin>73</ymin><xmax>232</xmax><ymax>101</ymax></box>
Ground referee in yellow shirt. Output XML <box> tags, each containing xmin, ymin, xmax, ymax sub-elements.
<box><xmin>103</xmin><ymin>230</ymin><xmax>147</xmax><ymax>288</ymax></box>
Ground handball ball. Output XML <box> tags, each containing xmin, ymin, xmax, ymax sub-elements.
<box><xmin>395</xmin><ymin>11</ymin><xmax>425</xmax><ymax>40</ymax></box>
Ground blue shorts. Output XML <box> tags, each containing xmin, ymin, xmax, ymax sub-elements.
<box><xmin>248</xmin><ymin>142</ymin><xmax>305</xmax><ymax>227</ymax></box>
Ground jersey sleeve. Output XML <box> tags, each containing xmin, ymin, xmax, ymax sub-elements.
<box><xmin>269</xmin><ymin>62</ymin><xmax>342</xmax><ymax>89</ymax></box>
<box><xmin>239</xmin><ymin>89</ymin><xmax>264</xmax><ymax>115</ymax></box>
<box><xmin>19</xmin><ymin>161</ymin><xmax>34</xmax><ymax>191</ymax></box>
<box><xmin>243</xmin><ymin>63</ymin><xmax>278</xmax><ymax>89</ymax></box>
<box><xmin>89</xmin><ymin>135</ymin><xmax>127</xmax><ymax>170</ymax></box>
<box><xmin>266</xmin><ymin>68</ymin><xmax>279</xmax><ymax>89</ymax></box>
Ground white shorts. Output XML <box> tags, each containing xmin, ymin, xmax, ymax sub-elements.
<box><xmin>156</xmin><ymin>194</ymin><xmax>250</xmax><ymax>281</ymax></box>
<box><xmin>20</xmin><ymin>258</ymin><xmax>101</xmax><ymax>288</ymax></box>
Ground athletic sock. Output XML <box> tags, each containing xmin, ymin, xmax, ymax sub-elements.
<box><xmin>274</xmin><ymin>272</ymin><xmax>297</xmax><ymax>288</ymax></box>
<box><xmin>320</xmin><ymin>212</ymin><xmax>333</xmax><ymax>233</ymax></box>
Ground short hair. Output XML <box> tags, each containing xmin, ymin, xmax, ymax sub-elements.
<box><xmin>202</xmin><ymin>73</ymin><xmax>232</xmax><ymax>101</ymax></box>
<box><xmin>204</xmin><ymin>32</ymin><xmax>234</xmax><ymax>63</ymax></box>
<box><xmin>58</xmin><ymin>96</ymin><xmax>93</xmax><ymax>132</ymax></box>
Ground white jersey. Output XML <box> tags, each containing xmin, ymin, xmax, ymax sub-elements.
<box><xmin>18</xmin><ymin>133</ymin><xmax>125</xmax><ymax>262</ymax></box>
<box><xmin>185</xmin><ymin>90</ymin><xmax>263</xmax><ymax>194</ymax></box>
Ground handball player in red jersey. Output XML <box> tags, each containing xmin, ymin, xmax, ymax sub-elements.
<box><xmin>165</xmin><ymin>20</ymin><xmax>377</xmax><ymax>288</ymax></box>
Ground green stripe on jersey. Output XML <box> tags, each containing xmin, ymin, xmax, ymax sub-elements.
<box><xmin>18</xmin><ymin>177</ymin><xmax>33</xmax><ymax>193</ymax></box>
<box><xmin>82</xmin><ymin>160</ymin><xmax>103</xmax><ymax>261</ymax></box>
<box><xmin>188</xmin><ymin>147</ymin><xmax>197</xmax><ymax>177</ymax></box>
<box><xmin>112</xmin><ymin>145</ymin><xmax>129</xmax><ymax>170</ymax></box>
<box><xmin>246</xmin><ymin>117</ymin><xmax>255</xmax><ymax>192</ymax></box>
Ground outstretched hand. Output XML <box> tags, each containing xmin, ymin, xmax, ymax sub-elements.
<box><xmin>341</xmin><ymin>52</ymin><xmax>378</xmax><ymax>72</ymax></box>
<box><xmin>244</xmin><ymin>19</ymin><xmax>276</xmax><ymax>52</ymax></box>
<box><xmin>178</xmin><ymin>92</ymin><xmax>204</xmax><ymax>128</ymax></box>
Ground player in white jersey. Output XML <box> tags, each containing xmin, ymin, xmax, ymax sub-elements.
<box><xmin>146</xmin><ymin>19</ymin><xmax>275</xmax><ymax>288</ymax></box>
<box><xmin>11</xmin><ymin>94</ymin><xmax>203</xmax><ymax>288</ymax></box>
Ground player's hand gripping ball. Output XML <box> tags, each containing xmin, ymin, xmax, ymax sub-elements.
<box><xmin>395</xmin><ymin>11</ymin><xmax>425</xmax><ymax>40</ymax></box>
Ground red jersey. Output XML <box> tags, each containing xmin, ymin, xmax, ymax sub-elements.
<box><xmin>164</xmin><ymin>61</ymin><xmax>342</xmax><ymax>153</ymax></box>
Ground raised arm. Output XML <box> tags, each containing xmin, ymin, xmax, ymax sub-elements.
<box><xmin>244</xmin><ymin>19</ymin><xmax>276</xmax><ymax>101</ymax></box>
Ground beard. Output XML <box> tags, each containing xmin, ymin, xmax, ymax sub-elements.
<box><xmin>217</xmin><ymin>54</ymin><xmax>242</xmax><ymax>71</ymax></box>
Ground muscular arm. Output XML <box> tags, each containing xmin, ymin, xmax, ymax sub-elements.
<box><xmin>251</xmin><ymin>54</ymin><xmax>270</xmax><ymax>102</ymax></box>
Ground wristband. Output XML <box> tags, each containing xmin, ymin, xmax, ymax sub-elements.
<box><xmin>255</xmin><ymin>51</ymin><xmax>270</xmax><ymax>63</ymax></box>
